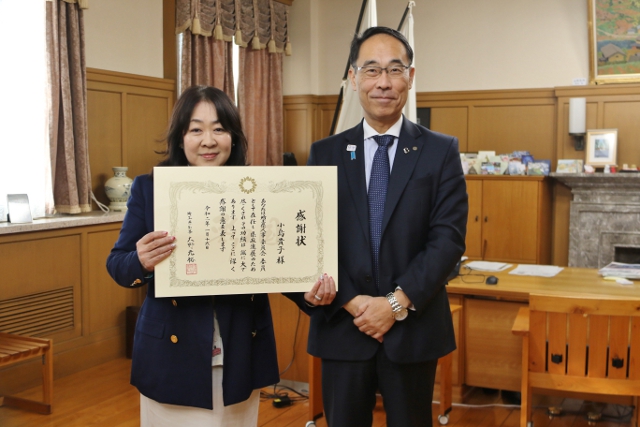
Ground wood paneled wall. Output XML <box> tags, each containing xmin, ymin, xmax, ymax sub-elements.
<box><xmin>283</xmin><ymin>95</ymin><xmax>339</xmax><ymax>166</ymax></box>
<box><xmin>418</xmin><ymin>89</ymin><xmax>557</xmax><ymax>160</ymax></box>
<box><xmin>1</xmin><ymin>69</ymin><xmax>174</xmax><ymax>395</ymax></box>
<box><xmin>552</xmin><ymin>84</ymin><xmax>640</xmax><ymax>266</ymax></box>
<box><xmin>7</xmin><ymin>73</ymin><xmax>640</xmax><ymax>394</ymax></box>
<box><xmin>284</xmin><ymin>84</ymin><xmax>640</xmax><ymax>269</ymax></box>
<box><xmin>269</xmin><ymin>294</ymin><xmax>310</xmax><ymax>383</ymax></box>
<box><xmin>0</xmin><ymin>223</ymin><xmax>144</xmax><ymax>396</ymax></box>
<box><xmin>87</xmin><ymin>68</ymin><xmax>175</xmax><ymax>209</ymax></box>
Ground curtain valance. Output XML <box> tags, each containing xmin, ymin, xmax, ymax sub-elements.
<box><xmin>60</xmin><ymin>0</ymin><xmax>89</xmax><ymax>9</ymax></box>
<box><xmin>176</xmin><ymin>0</ymin><xmax>291</xmax><ymax>55</ymax></box>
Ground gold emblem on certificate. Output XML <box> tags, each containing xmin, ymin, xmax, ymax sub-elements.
<box><xmin>153</xmin><ymin>166</ymin><xmax>338</xmax><ymax>297</ymax></box>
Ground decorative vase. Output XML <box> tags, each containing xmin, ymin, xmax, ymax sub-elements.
<box><xmin>104</xmin><ymin>166</ymin><xmax>133</xmax><ymax>211</ymax></box>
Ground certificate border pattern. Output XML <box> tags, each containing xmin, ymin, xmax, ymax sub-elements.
<box><xmin>166</xmin><ymin>178</ymin><xmax>324</xmax><ymax>288</ymax></box>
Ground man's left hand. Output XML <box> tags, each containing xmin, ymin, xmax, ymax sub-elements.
<box><xmin>352</xmin><ymin>297</ymin><xmax>395</xmax><ymax>342</ymax></box>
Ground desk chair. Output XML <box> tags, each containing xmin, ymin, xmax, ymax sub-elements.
<box><xmin>0</xmin><ymin>332</ymin><xmax>53</xmax><ymax>414</ymax></box>
<box><xmin>512</xmin><ymin>294</ymin><xmax>640</xmax><ymax>427</ymax></box>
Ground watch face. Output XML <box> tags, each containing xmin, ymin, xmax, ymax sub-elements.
<box><xmin>394</xmin><ymin>308</ymin><xmax>408</xmax><ymax>321</ymax></box>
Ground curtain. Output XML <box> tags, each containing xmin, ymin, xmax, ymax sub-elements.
<box><xmin>180</xmin><ymin>32</ymin><xmax>235</xmax><ymax>99</ymax></box>
<box><xmin>176</xmin><ymin>0</ymin><xmax>290</xmax><ymax>166</ymax></box>
<box><xmin>176</xmin><ymin>0</ymin><xmax>291</xmax><ymax>53</ymax></box>
<box><xmin>46</xmin><ymin>0</ymin><xmax>92</xmax><ymax>214</ymax></box>
<box><xmin>238</xmin><ymin>48</ymin><xmax>283</xmax><ymax>166</ymax></box>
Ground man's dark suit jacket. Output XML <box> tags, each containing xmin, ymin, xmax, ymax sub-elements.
<box><xmin>295</xmin><ymin>117</ymin><xmax>468</xmax><ymax>364</ymax></box>
<box><xmin>106</xmin><ymin>174</ymin><xmax>280</xmax><ymax>409</ymax></box>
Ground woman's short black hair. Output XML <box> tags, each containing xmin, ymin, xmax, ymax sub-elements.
<box><xmin>348</xmin><ymin>26</ymin><xmax>414</xmax><ymax>69</ymax></box>
<box><xmin>156</xmin><ymin>86</ymin><xmax>248</xmax><ymax>168</ymax></box>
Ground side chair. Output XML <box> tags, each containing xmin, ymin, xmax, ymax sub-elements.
<box><xmin>512</xmin><ymin>293</ymin><xmax>640</xmax><ymax>427</ymax></box>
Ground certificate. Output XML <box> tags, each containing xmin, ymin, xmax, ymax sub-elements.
<box><xmin>153</xmin><ymin>166</ymin><xmax>338</xmax><ymax>297</ymax></box>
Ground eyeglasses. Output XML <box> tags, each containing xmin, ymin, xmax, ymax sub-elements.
<box><xmin>356</xmin><ymin>64</ymin><xmax>410</xmax><ymax>79</ymax></box>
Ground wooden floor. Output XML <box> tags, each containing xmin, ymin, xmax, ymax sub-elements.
<box><xmin>0</xmin><ymin>357</ymin><xmax>633</xmax><ymax>427</ymax></box>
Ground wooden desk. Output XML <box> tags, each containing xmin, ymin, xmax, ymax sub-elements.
<box><xmin>446</xmin><ymin>266</ymin><xmax>640</xmax><ymax>391</ymax></box>
<box><xmin>305</xmin><ymin>267</ymin><xmax>640</xmax><ymax>424</ymax></box>
<box><xmin>447</xmin><ymin>266</ymin><xmax>640</xmax><ymax>302</ymax></box>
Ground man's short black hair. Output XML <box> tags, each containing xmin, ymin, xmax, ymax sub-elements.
<box><xmin>349</xmin><ymin>26</ymin><xmax>414</xmax><ymax>68</ymax></box>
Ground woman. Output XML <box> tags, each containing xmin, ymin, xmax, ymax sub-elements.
<box><xmin>106</xmin><ymin>86</ymin><xmax>335</xmax><ymax>426</ymax></box>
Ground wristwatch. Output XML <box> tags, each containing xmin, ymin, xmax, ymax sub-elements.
<box><xmin>386</xmin><ymin>292</ymin><xmax>408</xmax><ymax>321</ymax></box>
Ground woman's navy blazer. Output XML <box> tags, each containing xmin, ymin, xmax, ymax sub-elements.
<box><xmin>106</xmin><ymin>174</ymin><xmax>280</xmax><ymax>409</ymax></box>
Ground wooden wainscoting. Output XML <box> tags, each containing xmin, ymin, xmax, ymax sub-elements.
<box><xmin>0</xmin><ymin>222</ymin><xmax>144</xmax><ymax>397</ymax></box>
<box><xmin>283</xmin><ymin>95</ymin><xmax>338</xmax><ymax>166</ymax></box>
<box><xmin>552</xmin><ymin>84</ymin><xmax>640</xmax><ymax>266</ymax></box>
<box><xmin>268</xmin><ymin>294</ymin><xmax>310</xmax><ymax>384</ymax></box>
<box><xmin>87</xmin><ymin>68</ymin><xmax>175</xmax><ymax>210</ymax></box>
<box><xmin>555</xmin><ymin>84</ymin><xmax>640</xmax><ymax>164</ymax></box>
<box><xmin>284</xmin><ymin>84</ymin><xmax>640</xmax><ymax>267</ymax></box>
<box><xmin>417</xmin><ymin>88</ymin><xmax>557</xmax><ymax>159</ymax></box>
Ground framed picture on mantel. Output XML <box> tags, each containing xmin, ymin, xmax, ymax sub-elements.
<box><xmin>585</xmin><ymin>129</ymin><xmax>617</xmax><ymax>166</ymax></box>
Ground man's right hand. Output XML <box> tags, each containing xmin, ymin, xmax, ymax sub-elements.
<box><xmin>343</xmin><ymin>295</ymin><xmax>373</xmax><ymax>317</ymax></box>
<box><xmin>344</xmin><ymin>295</ymin><xmax>385</xmax><ymax>342</ymax></box>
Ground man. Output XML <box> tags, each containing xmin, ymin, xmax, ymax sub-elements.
<box><xmin>296</xmin><ymin>27</ymin><xmax>468</xmax><ymax>427</ymax></box>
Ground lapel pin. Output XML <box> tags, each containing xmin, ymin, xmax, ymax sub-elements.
<box><xmin>347</xmin><ymin>144</ymin><xmax>356</xmax><ymax>160</ymax></box>
<box><xmin>403</xmin><ymin>147</ymin><xmax>410</xmax><ymax>154</ymax></box>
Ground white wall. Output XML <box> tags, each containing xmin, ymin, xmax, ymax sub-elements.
<box><xmin>84</xmin><ymin>0</ymin><xmax>163</xmax><ymax>78</ymax></box>
<box><xmin>81</xmin><ymin>0</ymin><xmax>590</xmax><ymax>94</ymax></box>
<box><xmin>282</xmin><ymin>0</ymin><xmax>322</xmax><ymax>95</ymax></box>
<box><xmin>284</xmin><ymin>0</ymin><xmax>589</xmax><ymax>95</ymax></box>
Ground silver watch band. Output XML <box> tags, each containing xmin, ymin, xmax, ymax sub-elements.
<box><xmin>386</xmin><ymin>292</ymin><xmax>402</xmax><ymax>314</ymax></box>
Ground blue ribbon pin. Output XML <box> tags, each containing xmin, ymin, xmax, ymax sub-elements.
<box><xmin>347</xmin><ymin>144</ymin><xmax>356</xmax><ymax>160</ymax></box>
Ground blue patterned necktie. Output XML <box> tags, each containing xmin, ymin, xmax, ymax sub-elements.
<box><xmin>368</xmin><ymin>134</ymin><xmax>394</xmax><ymax>291</ymax></box>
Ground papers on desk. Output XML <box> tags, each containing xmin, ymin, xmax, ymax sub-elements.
<box><xmin>598</xmin><ymin>262</ymin><xmax>640</xmax><ymax>279</ymax></box>
<box><xmin>464</xmin><ymin>261</ymin><xmax>512</xmax><ymax>272</ymax></box>
<box><xmin>508</xmin><ymin>264</ymin><xmax>564</xmax><ymax>277</ymax></box>
<box><xmin>464</xmin><ymin>262</ymin><xmax>564</xmax><ymax>277</ymax></box>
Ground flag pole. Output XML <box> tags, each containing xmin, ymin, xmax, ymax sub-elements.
<box><xmin>397</xmin><ymin>2</ymin><xmax>411</xmax><ymax>31</ymax></box>
<box><xmin>398</xmin><ymin>1</ymin><xmax>416</xmax><ymax>123</ymax></box>
<box><xmin>329</xmin><ymin>0</ymin><xmax>369</xmax><ymax>136</ymax></box>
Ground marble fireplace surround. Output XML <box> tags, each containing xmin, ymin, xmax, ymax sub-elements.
<box><xmin>551</xmin><ymin>173</ymin><xmax>640</xmax><ymax>268</ymax></box>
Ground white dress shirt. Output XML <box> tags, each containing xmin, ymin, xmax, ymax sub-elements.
<box><xmin>363</xmin><ymin>115</ymin><xmax>415</xmax><ymax>310</ymax></box>
<box><xmin>363</xmin><ymin>116</ymin><xmax>403</xmax><ymax>191</ymax></box>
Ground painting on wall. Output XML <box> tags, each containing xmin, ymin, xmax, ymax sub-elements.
<box><xmin>589</xmin><ymin>0</ymin><xmax>640</xmax><ymax>83</ymax></box>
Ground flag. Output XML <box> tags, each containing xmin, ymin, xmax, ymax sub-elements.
<box><xmin>334</xmin><ymin>0</ymin><xmax>377</xmax><ymax>134</ymax></box>
<box><xmin>399</xmin><ymin>1</ymin><xmax>416</xmax><ymax>124</ymax></box>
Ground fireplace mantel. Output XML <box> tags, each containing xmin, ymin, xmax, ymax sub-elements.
<box><xmin>550</xmin><ymin>173</ymin><xmax>640</xmax><ymax>268</ymax></box>
<box><xmin>551</xmin><ymin>173</ymin><xmax>640</xmax><ymax>203</ymax></box>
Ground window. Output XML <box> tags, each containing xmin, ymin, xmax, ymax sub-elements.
<box><xmin>0</xmin><ymin>0</ymin><xmax>51</xmax><ymax>221</ymax></box>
